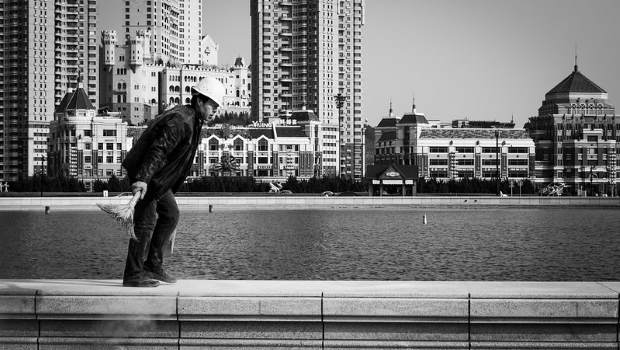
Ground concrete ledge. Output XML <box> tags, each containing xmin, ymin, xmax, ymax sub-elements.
<box><xmin>0</xmin><ymin>280</ymin><xmax>619</xmax><ymax>349</ymax></box>
<box><xmin>1</xmin><ymin>196</ymin><xmax>620</xmax><ymax>211</ymax></box>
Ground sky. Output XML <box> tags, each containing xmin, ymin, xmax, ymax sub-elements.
<box><xmin>99</xmin><ymin>0</ymin><xmax>620</xmax><ymax>128</ymax></box>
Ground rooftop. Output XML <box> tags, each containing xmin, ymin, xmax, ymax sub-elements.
<box><xmin>419</xmin><ymin>128</ymin><xmax>530</xmax><ymax>139</ymax></box>
<box><xmin>547</xmin><ymin>65</ymin><xmax>607</xmax><ymax>95</ymax></box>
<box><xmin>56</xmin><ymin>87</ymin><xmax>95</xmax><ymax>112</ymax></box>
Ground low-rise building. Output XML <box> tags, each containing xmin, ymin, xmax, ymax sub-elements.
<box><xmin>48</xmin><ymin>85</ymin><xmax>131</xmax><ymax>191</ymax></box>
<box><xmin>374</xmin><ymin>104</ymin><xmax>535</xmax><ymax>182</ymax></box>
<box><xmin>526</xmin><ymin>63</ymin><xmax>618</xmax><ymax>195</ymax></box>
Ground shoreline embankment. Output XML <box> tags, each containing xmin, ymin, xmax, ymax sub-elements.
<box><xmin>1</xmin><ymin>195</ymin><xmax>619</xmax><ymax>211</ymax></box>
<box><xmin>1</xmin><ymin>280</ymin><xmax>619</xmax><ymax>349</ymax></box>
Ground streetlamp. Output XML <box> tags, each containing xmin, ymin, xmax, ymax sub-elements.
<box><xmin>334</xmin><ymin>93</ymin><xmax>347</xmax><ymax>179</ymax></box>
<box><xmin>495</xmin><ymin>129</ymin><xmax>500</xmax><ymax>196</ymax></box>
<box><xmin>40</xmin><ymin>155</ymin><xmax>46</xmax><ymax>197</ymax></box>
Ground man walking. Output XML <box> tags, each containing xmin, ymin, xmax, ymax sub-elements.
<box><xmin>121</xmin><ymin>77</ymin><xmax>225</xmax><ymax>287</ymax></box>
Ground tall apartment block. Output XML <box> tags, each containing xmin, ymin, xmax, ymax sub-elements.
<box><xmin>122</xmin><ymin>0</ymin><xmax>201</xmax><ymax>65</ymax></box>
<box><xmin>251</xmin><ymin>0</ymin><xmax>365</xmax><ymax>178</ymax></box>
<box><xmin>55</xmin><ymin>0</ymin><xmax>98</xmax><ymax>107</ymax></box>
<box><xmin>1</xmin><ymin>0</ymin><xmax>95</xmax><ymax>182</ymax></box>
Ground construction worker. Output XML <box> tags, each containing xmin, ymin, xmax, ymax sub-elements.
<box><xmin>121</xmin><ymin>77</ymin><xmax>225</xmax><ymax>287</ymax></box>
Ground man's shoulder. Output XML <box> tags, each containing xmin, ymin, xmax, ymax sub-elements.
<box><xmin>168</xmin><ymin>105</ymin><xmax>196</xmax><ymax>122</ymax></box>
<box><xmin>155</xmin><ymin>105</ymin><xmax>196</xmax><ymax>125</ymax></box>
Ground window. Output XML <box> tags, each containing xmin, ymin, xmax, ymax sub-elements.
<box><xmin>587</xmin><ymin>136</ymin><xmax>598</xmax><ymax>142</ymax></box>
<box><xmin>457</xmin><ymin>159</ymin><xmax>474</xmax><ymax>166</ymax></box>
<box><xmin>482</xmin><ymin>159</ymin><xmax>499</xmax><ymax>165</ymax></box>
<box><xmin>234</xmin><ymin>139</ymin><xmax>244</xmax><ymax>151</ymax></box>
<box><xmin>508</xmin><ymin>159</ymin><xmax>528</xmax><ymax>165</ymax></box>
<box><xmin>106</xmin><ymin>156</ymin><xmax>114</xmax><ymax>163</ymax></box>
<box><xmin>84</xmin><ymin>130</ymin><xmax>92</xmax><ymax>137</ymax></box>
<box><xmin>429</xmin><ymin>147</ymin><xmax>448</xmax><ymax>153</ymax></box>
<box><xmin>258</xmin><ymin>139</ymin><xmax>269</xmax><ymax>152</ymax></box>
<box><xmin>84</xmin><ymin>143</ymin><xmax>91</xmax><ymax>150</ymax></box>
<box><xmin>209</xmin><ymin>138</ymin><xmax>219</xmax><ymax>151</ymax></box>
<box><xmin>508</xmin><ymin>170</ymin><xmax>528</xmax><ymax>178</ymax></box>
<box><xmin>508</xmin><ymin>147</ymin><xmax>529</xmax><ymax>153</ymax></box>
<box><xmin>257</xmin><ymin>157</ymin><xmax>269</xmax><ymax>164</ymax></box>
<box><xmin>429</xmin><ymin>159</ymin><xmax>448</xmax><ymax>165</ymax></box>
<box><xmin>84</xmin><ymin>156</ymin><xmax>91</xmax><ymax>163</ymax></box>
<box><xmin>457</xmin><ymin>170</ymin><xmax>474</xmax><ymax>178</ymax></box>
<box><xmin>482</xmin><ymin>147</ymin><xmax>500</xmax><ymax>153</ymax></box>
<box><xmin>98</xmin><ymin>143</ymin><xmax>103</xmax><ymax>150</ymax></box>
<box><xmin>429</xmin><ymin>170</ymin><xmax>448</xmax><ymax>178</ymax></box>
<box><xmin>455</xmin><ymin>147</ymin><xmax>474</xmax><ymax>153</ymax></box>
<box><xmin>103</xmin><ymin>129</ymin><xmax>116</xmax><ymax>137</ymax></box>
<box><xmin>106</xmin><ymin>143</ymin><xmax>114</xmax><ymax>150</ymax></box>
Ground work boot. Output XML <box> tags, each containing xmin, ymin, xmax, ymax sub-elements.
<box><xmin>122</xmin><ymin>278</ymin><xmax>160</xmax><ymax>288</ymax></box>
<box><xmin>145</xmin><ymin>269</ymin><xmax>177</xmax><ymax>284</ymax></box>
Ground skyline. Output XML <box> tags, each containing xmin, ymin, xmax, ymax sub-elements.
<box><xmin>99</xmin><ymin>0</ymin><xmax>620</xmax><ymax>128</ymax></box>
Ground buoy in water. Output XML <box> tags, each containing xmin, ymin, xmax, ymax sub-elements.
<box><xmin>423</xmin><ymin>213</ymin><xmax>427</xmax><ymax>225</ymax></box>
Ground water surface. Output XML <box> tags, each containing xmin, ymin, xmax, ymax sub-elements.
<box><xmin>1</xmin><ymin>208</ymin><xmax>618</xmax><ymax>280</ymax></box>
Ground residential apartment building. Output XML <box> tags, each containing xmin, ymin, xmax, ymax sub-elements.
<box><xmin>48</xmin><ymin>84</ymin><xmax>131</xmax><ymax>191</ymax></box>
<box><xmin>526</xmin><ymin>63</ymin><xmax>619</xmax><ymax>195</ymax></box>
<box><xmin>100</xmin><ymin>30</ymin><xmax>251</xmax><ymax>125</ymax></box>
<box><xmin>55</xmin><ymin>0</ymin><xmax>98</xmax><ymax>107</ymax></box>
<box><xmin>0</xmin><ymin>0</ymin><xmax>96</xmax><ymax>182</ymax></box>
<box><xmin>375</xmin><ymin>109</ymin><xmax>535</xmax><ymax>182</ymax></box>
<box><xmin>122</xmin><ymin>0</ymin><xmax>201</xmax><ymax>65</ymax></box>
<box><xmin>251</xmin><ymin>0</ymin><xmax>365</xmax><ymax>178</ymax></box>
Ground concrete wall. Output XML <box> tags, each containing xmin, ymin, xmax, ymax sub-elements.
<box><xmin>1</xmin><ymin>280</ymin><xmax>619</xmax><ymax>349</ymax></box>
<box><xmin>1</xmin><ymin>196</ymin><xmax>620</xmax><ymax>211</ymax></box>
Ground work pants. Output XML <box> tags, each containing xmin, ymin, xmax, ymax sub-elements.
<box><xmin>123</xmin><ymin>190</ymin><xmax>179</xmax><ymax>282</ymax></box>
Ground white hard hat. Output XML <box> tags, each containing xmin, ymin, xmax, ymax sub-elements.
<box><xmin>191</xmin><ymin>77</ymin><xmax>225</xmax><ymax>108</ymax></box>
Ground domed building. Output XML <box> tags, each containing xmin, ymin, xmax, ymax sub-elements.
<box><xmin>526</xmin><ymin>62</ymin><xmax>618</xmax><ymax>196</ymax></box>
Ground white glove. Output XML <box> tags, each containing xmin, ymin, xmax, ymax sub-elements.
<box><xmin>131</xmin><ymin>181</ymin><xmax>148</xmax><ymax>200</ymax></box>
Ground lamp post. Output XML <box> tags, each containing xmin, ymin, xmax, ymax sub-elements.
<box><xmin>335</xmin><ymin>93</ymin><xmax>347</xmax><ymax>178</ymax></box>
<box><xmin>495</xmin><ymin>129</ymin><xmax>500</xmax><ymax>195</ymax></box>
<box><xmin>40</xmin><ymin>155</ymin><xmax>46</xmax><ymax>197</ymax></box>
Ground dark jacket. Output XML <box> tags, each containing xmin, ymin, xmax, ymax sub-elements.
<box><xmin>123</xmin><ymin>105</ymin><xmax>204</xmax><ymax>200</ymax></box>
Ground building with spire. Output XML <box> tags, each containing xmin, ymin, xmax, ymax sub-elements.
<box><xmin>526</xmin><ymin>61</ymin><xmax>618</xmax><ymax>195</ymax></box>
<box><xmin>374</xmin><ymin>99</ymin><xmax>534</xmax><ymax>182</ymax></box>
<box><xmin>251</xmin><ymin>0</ymin><xmax>365</xmax><ymax>178</ymax></box>
<box><xmin>48</xmin><ymin>82</ymin><xmax>130</xmax><ymax>191</ymax></box>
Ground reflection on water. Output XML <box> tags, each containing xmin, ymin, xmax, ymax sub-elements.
<box><xmin>1</xmin><ymin>207</ymin><xmax>619</xmax><ymax>280</ymax></box>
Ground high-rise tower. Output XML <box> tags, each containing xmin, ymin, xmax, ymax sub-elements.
<box><xmin>123</xmin><ymin>0</ymin><xmax>202</xmax><ymax>65</ymax></box>
<box><xmin>251</xmin><ymin>0</ymin><xmax>364</xmax><ymax>178</ymax></box>
<box><xmin>1</xmin><ymin>0</ymin><xmax>96</xmax><ymax>181</ymax></box>
<box><xmin>54</xmin><ymin>0</ymin><xmax>99</xmax><ymax>107</ymax></box>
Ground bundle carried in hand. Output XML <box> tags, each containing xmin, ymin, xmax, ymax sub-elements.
<box><xmin>97</xmin><ymin>191</ymin><xmax>141</xmax><ymax>240</ymax></box>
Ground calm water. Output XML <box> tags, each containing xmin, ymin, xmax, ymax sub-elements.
<box><xmin>0</xmin><ymin>208</ymin><xmax>619</xmax><ymax>280</ymax></box>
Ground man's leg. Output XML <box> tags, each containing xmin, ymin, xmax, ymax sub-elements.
<box><xmin>123</xmin><ymin>196</ymin><xmax>159</xmax><ymax>287</ymax></box>
<box><xmin>144</xmin><ymin>190</ymin><xmax>179</xmax><ymax>283</ymax></box>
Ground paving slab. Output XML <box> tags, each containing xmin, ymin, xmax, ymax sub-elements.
<box><xmin>0</xmin><ymin>279</ymin><xmax>179</xmax><ymax>296</ymax></box>
<box><xmin>177</xmin><ymin>280</ymin><xmax>326</xmax><ymax>297</ymax></box>
<box><xmin>464</xmin><ymin>281</ymin><xmax>618</xmax><ymax>298</ymax></box>
<box><xmin>321</xmin><ymin>281</ymin><xmax>470</xmax><ymax>298</ymax></box>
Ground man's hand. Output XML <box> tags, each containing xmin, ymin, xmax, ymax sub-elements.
<box><xmin>131</xmin><ymin>181</ymin><xmax>148</xmax><ymax>200</ymax></box>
